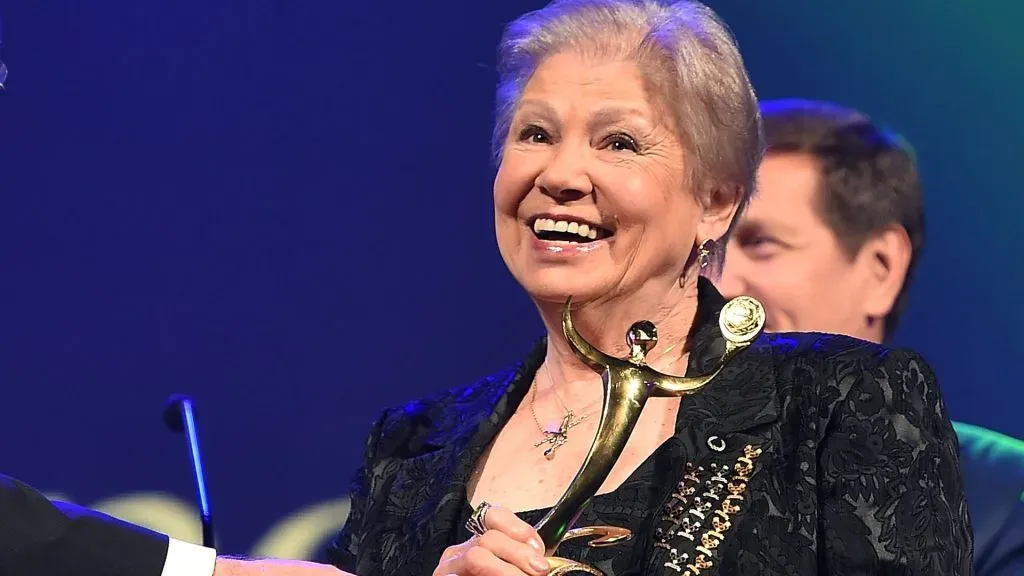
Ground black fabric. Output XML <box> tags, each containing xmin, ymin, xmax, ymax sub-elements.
<box><xmin>451</xmin><ymin>444</ymin><xmax>670</xmax><ymax>576</ymax></box>
<box><xmin>328</xmin><ymin>278</ymin><xmax>973</xmax><ymax>575</ymax></box>
<box><xmin>0</xmin><ymin>473</ymin><xmax>169</xmax><ymax>576</ymax></box>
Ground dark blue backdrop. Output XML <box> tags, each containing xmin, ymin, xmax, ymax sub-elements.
<box><xmin>1</xmin><ymin>0</ymin><xmax>1021</xmax><ymax>558</ymax></box>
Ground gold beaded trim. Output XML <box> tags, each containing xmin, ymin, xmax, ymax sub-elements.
<box><xmin>654</xmin><ymin>444</ymin><xmax>763</xmax><ymax>575</ymax></box>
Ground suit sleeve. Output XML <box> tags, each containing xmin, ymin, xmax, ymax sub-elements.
<box><xmin>818</xmin><ymin>349</ymin><xmax>974</xmax><ymax>575</ymax></box>
<box><xmin>954</xmin><ymin>423</ymin><xmax>1024</xmax><ymax>575</ymax></box>
<box><xmin>978</xmin><ymin>498</ymin><xmax>1024</xmax><ymax>576</ymax></box>
<box><xmin>325</xmin><ymin>410</ymin><xmax>389</xmax><ymax>574</ymax></box>
<box><xmin>0</xmin><ymin>473</ymin><xmax>170</xmax><ymax>576</ymax></box>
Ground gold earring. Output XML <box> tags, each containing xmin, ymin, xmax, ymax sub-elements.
<box><xmin>698</xmin><ymin>239</ymin><xmax>714</xmax><ymax>269</ymax></box>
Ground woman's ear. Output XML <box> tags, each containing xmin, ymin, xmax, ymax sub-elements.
<box><xmin>697</xmin><ymin>183</ymin><xmax>743</xmax><ymax>242</ymax></box>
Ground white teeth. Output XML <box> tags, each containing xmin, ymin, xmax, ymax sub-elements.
<box><xmin>532</xmin><ymin>218</ymin><xmax>603</xmax><ymax>240</ymax></box>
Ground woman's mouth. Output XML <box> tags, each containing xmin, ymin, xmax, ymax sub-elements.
<box><xmin>530</xmin><ymin>217</ymin><xmax>614</xmax><ymax>244</ymax></box>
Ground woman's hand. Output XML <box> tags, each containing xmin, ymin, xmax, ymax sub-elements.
<box><xmin>434</xmin><ymin>505</ymin><xmax>551</xmax><ymax>576</ymax></box>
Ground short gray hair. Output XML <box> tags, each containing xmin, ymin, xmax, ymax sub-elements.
<box><xmin>493</xmin><ymin>0</ymin><xmax>764</xmax><ymax>253</ymax></box>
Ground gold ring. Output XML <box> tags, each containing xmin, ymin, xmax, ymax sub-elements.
<box><xmin>464</xmin><ymin>501</ymin><xmax>493</xmax><ymax>537</ymax></box>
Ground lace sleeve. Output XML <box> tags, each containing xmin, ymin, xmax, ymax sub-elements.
<box><xmin>325</xmin><ymin>410</ymin><xmax>389</xmax><ymax>573</ymax></box>
<box><xmin>818</xmin><ymin>349</ymin><xmax>973</xmax><ymax>575</ymax></box>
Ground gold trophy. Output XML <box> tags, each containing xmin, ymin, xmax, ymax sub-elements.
<box><xmin>534</xmin><ymin>296</ymin><xmax>766</xmax><ymax>575</ymax></box>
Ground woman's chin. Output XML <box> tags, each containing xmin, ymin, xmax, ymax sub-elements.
<box><xmin>521</xmin><ymin>277</ymin><xmax>613</xmax><ymax>307</ymax></box>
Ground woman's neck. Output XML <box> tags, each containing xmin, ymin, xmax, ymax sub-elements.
<box><xmin>532</xmin><ymin>274</ymin><xmax>702</xmax><ymax>405</ymax></box>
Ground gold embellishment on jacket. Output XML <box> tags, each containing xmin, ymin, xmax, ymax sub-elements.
<box><xmin>664</xmin><ymin>548</ymin><xmax>689</xmax><ymax>573</ymax></box>
<box><xmin>656</xmin><ymin>465</ymin><xmax>703</xmax><ymax>538</ymax></box>
<box><xmin>655</xmin><ymin>445</ymin><xmax>763</xmax><ymax>575</ymax></box>
<box><xmin>710</xmin><ymin>512</ymin><xmax>730</xmax><ymax>532</ymax></box>
<box><xmin>655</xmin><ymin>462</ymin><xmax>709</xmax><ymax>569</ymax></box>
<box><xmin>688</xmin><ymin>555</ymin><xmax>714</xmax><ymax>572</ymax></box>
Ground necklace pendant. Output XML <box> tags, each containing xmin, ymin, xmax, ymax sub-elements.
<box><xmin>562</xmin><ymin>410</ymin><xmax>584</xmax><ymax>430</ymax></box>
<box><xmin>535</xmin><ymin>410</ymin><xmax>583</xmax><ymax>459</ymax></box>
<box><xmin>538</xmin><ymin>430</ymin><xmax>568</xmax><ymax>459</ymax></box>
<box><xmin>543</xmin><ymin>444</ymin><xmax>559</xmax><ymax>460</ymax></box>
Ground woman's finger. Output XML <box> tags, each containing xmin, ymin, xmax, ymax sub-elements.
<box><xmin>475</xmin><ymin>529</ymin><xmax>550</xmax><ymax>575</ymax></box>
<box><xmin>444</xmin><ymin>543</ymin><xmax>519</xmax><ymax>576</ymax></box>
<box><xmin>479</xmin><ymin>505</ymin><xmax>545</xmax><ymax>553</ymax></box>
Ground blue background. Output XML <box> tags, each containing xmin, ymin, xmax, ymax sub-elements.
<box><xmin>1</xmin><ymin>0</ymin><xmax>1022</xmax><ymax>558</ymax></box>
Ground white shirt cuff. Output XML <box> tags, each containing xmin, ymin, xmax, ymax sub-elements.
<box><xmin>161</xmin><ymin>537</ymin><xmax>218</xmax><ymax>576</ymax></box>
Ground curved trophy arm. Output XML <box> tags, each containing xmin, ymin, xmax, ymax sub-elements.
<box><xmin>547</xmin><ymin>558</ymin><xmax>604</xmax><ymax>576</ymax></box>
<box><xmin>534</xmin><ymin>366</ymin><xmax>649</xmax><ymax>554</ymax></box>
<box><xmin>650</xmin><ymin>368</ymin><xmax>723</xmax><ymax>396</ymax></box>
<box><xmin>652</xmin><ymin>298</ymin><xmax>764</xmax><ymax>396</ymax></box>
<box><xmin>562</xmin><ymin>526</ymin><xmax>632</xmax><ymax>547</ymax></box>
<box><xmin>561</xmin><ymin>297</ymin><xmax>615</xmax><ymax>373</ymax></box>
<box><xmin>543</xmin><ymin>527</ymin><xmax>633</xmax><ymax>574</ymax></box>
<box><xmin>650</xmin><ymin>341</ymin><xmax>750</xmax><ymax>395</ymax></box>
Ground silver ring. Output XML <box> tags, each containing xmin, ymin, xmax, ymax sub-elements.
<box><xmin>465</xmin><ymin>501</ymin><xmax>493</xmax><ymax>537</ymax></box>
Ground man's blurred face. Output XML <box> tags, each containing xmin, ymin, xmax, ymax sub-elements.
<box><xmin>718</xmin><ymin>152</ymin><xmax>881</xmax><ymax>342</ymax></box>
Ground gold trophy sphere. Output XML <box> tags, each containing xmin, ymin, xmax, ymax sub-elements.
<box><xmin>719</xmin><ymin>296</ymin><xmax>766</xmax><ymax>345</ymax></box>
<box><xmin>625</xmin><ymin>321</ymin><xmax>657</xmax><ymax>365</ymax></box>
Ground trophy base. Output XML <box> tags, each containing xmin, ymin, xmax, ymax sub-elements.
<box><xmin>547</xmin><ymin>557</ymin><xmax>605</xmax><ymax>576</ymax></box>
<box><xmin>545</xmin><ymin>525</ymin><xmax>633</xmax><ymax>575</ymax></box>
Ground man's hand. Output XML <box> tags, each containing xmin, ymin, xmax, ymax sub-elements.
<box><xmin>213</xmin><ymin>557</ymin><xmax>356</xmax><ymax>576</ymax></box>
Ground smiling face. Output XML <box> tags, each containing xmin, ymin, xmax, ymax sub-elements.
<box><xmin>494</xmin><ymin>51</ymin><xmax>727</xmax><ymax>307</ymax></box>
<box><xmin>719</xmin><ymin>152</ymin><xmax>882</xmax><ymax>339</ymax></box>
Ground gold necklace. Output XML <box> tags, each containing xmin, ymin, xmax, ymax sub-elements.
<box><xmin>528</xmin><ymin>369</ymin><xmax>601</xmax><ymax>460</ymax></box>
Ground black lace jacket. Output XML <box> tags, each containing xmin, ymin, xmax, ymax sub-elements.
<box><xmin>328</xmin><ymin>279</ymin><xmax>973</xmax><ymax>575</ymax></box>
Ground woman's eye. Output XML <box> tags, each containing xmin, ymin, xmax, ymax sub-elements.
<box><xmin>518</xmin><ymin>125</ymin><xmax>551</xmax><ymax>144</ymax></box>
<box><xmin>604</xmin><ymin>133</ymin><xmax>639</xmax><ymax>153</ymax></box>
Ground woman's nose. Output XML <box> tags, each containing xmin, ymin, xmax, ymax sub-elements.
<box><xmin>535</xmin><ymin>144</ymin><xmax>593</xmax><ymax>202</ymax></box>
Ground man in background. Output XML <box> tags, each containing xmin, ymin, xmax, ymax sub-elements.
<box><xmin>717</xmin><ymin>98</ymin><xmax>1024</xmax><ymax>575</ymax></box>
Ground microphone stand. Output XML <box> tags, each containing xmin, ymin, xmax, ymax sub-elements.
<box><xmin>162</xmin><ymin>394</ymin><xmax>216</xmax><ymax>549</ymax></box>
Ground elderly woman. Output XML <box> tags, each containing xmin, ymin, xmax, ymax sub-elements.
<box><xmin>327</xmin><ymin>1</ymin><xmax>972</xmax><ymax>575</ymax></box>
